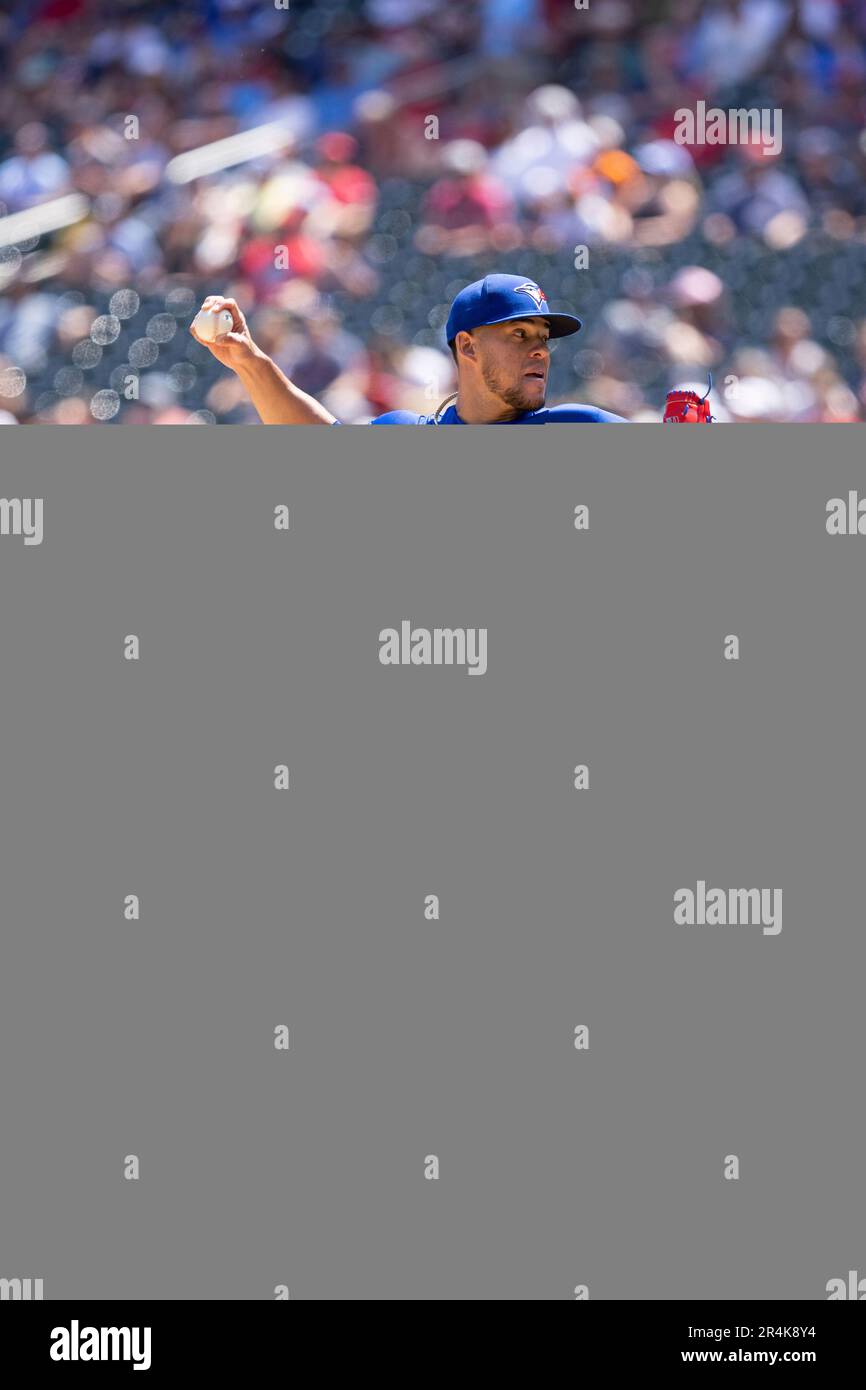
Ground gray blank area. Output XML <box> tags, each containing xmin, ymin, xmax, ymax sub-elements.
<box><xmin>0</xmin><ymin>424</ymin><xmax>863</xmax><ymax>1300</ymax></box>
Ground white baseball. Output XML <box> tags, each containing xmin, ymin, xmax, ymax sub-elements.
<box><xmin>193</xmin><ymin>308</ymin><xmax>235</xmax><ymax>342</ymax></box>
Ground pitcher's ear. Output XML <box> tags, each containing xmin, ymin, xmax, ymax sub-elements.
<box><xmin>456</xmin><ymin>330</ymin><xmax>476</xmax><ymax>361</ymax></box>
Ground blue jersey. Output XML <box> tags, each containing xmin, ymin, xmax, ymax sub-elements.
<box><xmin>332</xmin><ymin>402</ymin><xmax>628</xmax><ymax>425</ymax></box>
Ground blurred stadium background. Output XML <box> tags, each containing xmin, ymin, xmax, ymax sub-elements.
<box><xmin>1</xmin><ymin>0</ymin><xmax>865</xmax><ymax>423</ymax></box>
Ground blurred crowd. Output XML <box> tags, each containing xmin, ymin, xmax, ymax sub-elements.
<box><xmin>1</xmin><ymin>0</ymin><xmax>866</xmax><ymax>422</ymax></box>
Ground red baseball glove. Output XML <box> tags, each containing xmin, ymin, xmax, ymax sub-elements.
<box><xmin>663</xmin><ymin>375</ymin><xmax>714</xmax><ymax>422</ymax></box>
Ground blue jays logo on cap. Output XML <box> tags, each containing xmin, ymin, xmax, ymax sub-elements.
<box><xmin>445</xmin><ymin>272</ymin><xmax>582</xmax><ymax>346</ymax></box>
<box><xmin>514</xmin><ymin>282</ymin><xmax>547</xmax><ymax>309</ymax></box>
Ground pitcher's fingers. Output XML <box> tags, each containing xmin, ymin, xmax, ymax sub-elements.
<box><xmin>191</xmin><ymin>297</ymin><xmax>234</xmax><ymax>336</ymax></box>
<box><xmin>190</xmin><ymin>297</ymin><xmax>220</xmax><ymax>333</ymax></box>
<box><xmin>216</xmin><ymin>298</ymin><xmax>247</xmax><ymax>331</ymax></box>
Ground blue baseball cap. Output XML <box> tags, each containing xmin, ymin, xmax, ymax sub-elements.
<box><xmin>445</xmin><ymin>273</ymin><xmax>582</xmax><ymax>347</ymax></box>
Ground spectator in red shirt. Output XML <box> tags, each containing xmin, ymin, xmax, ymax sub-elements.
<box><xmin>416</xmin><ymin>139</ymin><xmax>518</xmax><ymax>256</ymax></box>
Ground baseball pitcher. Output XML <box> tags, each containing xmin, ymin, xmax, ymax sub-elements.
<box><xmin>191</xmin><ymin>272</ymin><xmax>713</xmax><ymax>425</ymax></box>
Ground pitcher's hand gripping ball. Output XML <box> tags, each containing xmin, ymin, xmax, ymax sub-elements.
<box><xmin>192</xmin><ymin>307</ymin><xmax>235</xmax><ymax>342</ymax></box>
<box><xmin>663</xmin><ymin>374</ymin><xmax>715</xmax><ymax>421</ymax></box>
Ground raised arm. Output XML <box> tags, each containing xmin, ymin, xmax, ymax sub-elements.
<box><xmin>190</xmin><ymin>296</ymin><xmax>337</xmax><ymax>424</ymax></box>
